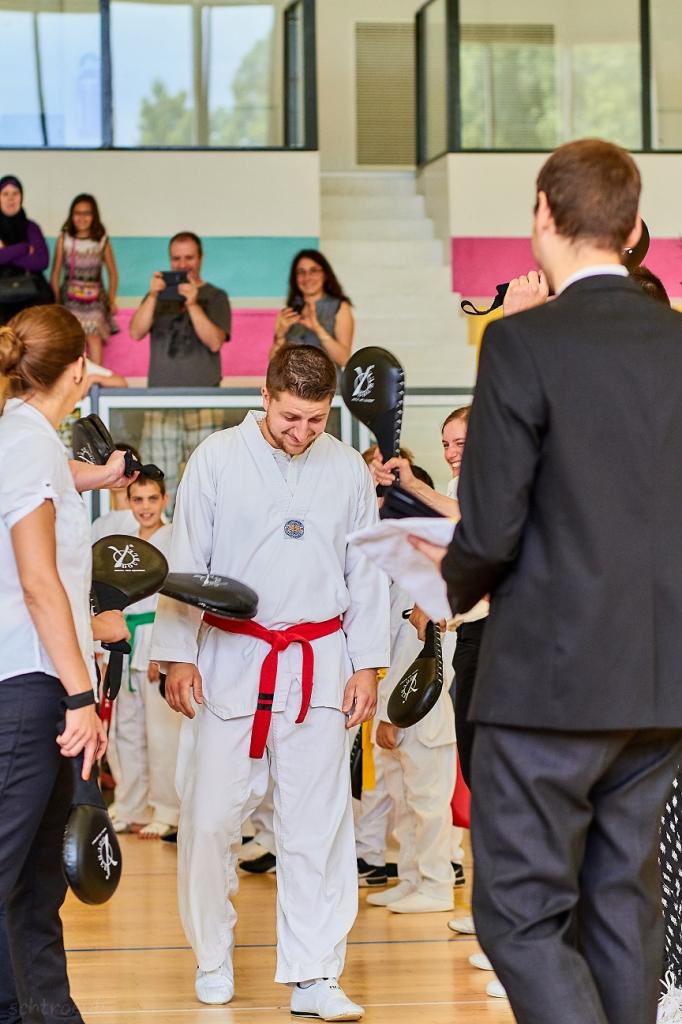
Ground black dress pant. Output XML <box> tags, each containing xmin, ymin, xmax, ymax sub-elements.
<box><xmin>451</xmin><ymin>618</ymin><xmax>486</xmax><ymax>788</ymax></box>
<box><xmin>471</xmin><ymin>724</ymin><xmax>682</xmax><ymax>1024</ymax></box>
<box><xmin>0</xmin><ymin>673</ymin><xmax>82</xmax><ymax>1024</ymax></box>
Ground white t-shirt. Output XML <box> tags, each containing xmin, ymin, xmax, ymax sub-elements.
<box><xmin>86</xmin><ymin>358</ymin><xmax>113</xmax><ymax>379</ymax></box>
<box><xmin>91</xmin><ymin>507</ymin><xmax>137</xmax><ymax>543</ymax></box>
<box><xmin>0</xmin><ymin>399</ymin><xmax>94</xmax><ymax>683</ymax></box>
<box><xmin>446</xmin><ymin>476</ymin><xmax>459</xmax><ymax>499</ymax></box>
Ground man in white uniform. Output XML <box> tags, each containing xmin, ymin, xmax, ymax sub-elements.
<box><xmin>152</xmin><ymin>345</ymin><xmax>390</xmax><ymax>1020</ymax></box>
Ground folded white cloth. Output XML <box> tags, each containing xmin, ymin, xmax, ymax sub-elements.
<box><xmin>348</xmin><ymin>518</ymin><xmax>456</xmax><ymax>622</ymax></box>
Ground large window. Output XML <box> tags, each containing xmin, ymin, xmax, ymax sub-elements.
<box><xmin>0</xmin><ymin>0</ymin><xmax>314</xmax><ymax>149</ymax></box>
<box><xmin>458</xmin><ymin>0</ymin><xmax>642</xmax><ymax>151</ymax></box>
<box><xmin>416</xmin><ymin>0</ymin><xmax>682</xmax><ymax>159</ymax></box>
<box><xmin>111</xmin><ymin>2</ymin><xmax>280</xmax><ymax>147</ymax></box>
<box><xmin>0</xmin><ymin>1</ymin><xmax>102</xmax><ymax>147</ymax></box>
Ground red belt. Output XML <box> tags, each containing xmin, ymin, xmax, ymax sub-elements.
<box><xmin>203</xmin><ymin>613</ymin><xmax>343</xmax><ymax>758</ymax></box>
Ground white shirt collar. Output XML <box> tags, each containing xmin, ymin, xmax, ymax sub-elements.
<box><xmin>557</xmin><ymin>264</ymin><xmax>628</xmax><ymax>296</ymax></box>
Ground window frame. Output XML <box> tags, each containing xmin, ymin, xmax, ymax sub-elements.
<box><xmin>416</xmin><ymin>0</ymin><xmax>679</xmax><ymax>165</ymax></box>
<box><xmin>0</xmin><ymin>0</ymin><xmax>318</xmax><ymax>152</ymax></box>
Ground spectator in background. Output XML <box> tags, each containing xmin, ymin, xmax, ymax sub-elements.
<box><xmin>50</xmin><ymin>193</ymin><xmax>119</xmax><ymax>365</ymax></box>
<box><xmin>271</xmin><ymin>249</ymin><xmax>354</xmax><ymax>370</ymax></box>
<box><xmin>0</xmin><ymin>175</ymin><xmax>52</xmax><ymax>323</ymax></box>
<box><xmin>129</xmin><ymin>231</ymin><xmax>231</xmax><ymax>508</ymax></box>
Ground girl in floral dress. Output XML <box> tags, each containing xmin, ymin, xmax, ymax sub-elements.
<box><xmin>51</xmin><ymin>193</ymin><xmax>118</xmax><ymax>364</ymax></box>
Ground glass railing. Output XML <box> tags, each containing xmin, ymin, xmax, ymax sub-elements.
<box><xmin>84</xmin><ymin>385</ymin><xmax>472</xmax><ymax>516</ymax></box>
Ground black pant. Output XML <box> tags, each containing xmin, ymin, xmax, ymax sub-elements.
<box><xmin>451</xmin><ymin>618</ymin><xmax>486</xmax><ymax>788</ymax></box>
<box><xmin>471</xmin><ymin>724</ymin><xmax>682</xmax><ymax>1024</ymax></box>
<box><xmin>0</xmin><ymin>674</ymin><xmax>82</xmax><ymax>1024</ymax></box>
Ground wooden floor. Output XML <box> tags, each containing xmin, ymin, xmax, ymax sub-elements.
<box><xmin>64</xmin><ymin>836</ymin><xmax>515</xmax><ymax>1023</ymax></box>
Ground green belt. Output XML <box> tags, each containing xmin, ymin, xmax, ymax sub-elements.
<box><xmin>124</xmin><ymin>611</ymin><xmax>157</xmax><ymax>693</ymax></box>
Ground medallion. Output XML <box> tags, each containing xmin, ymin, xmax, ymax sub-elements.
<box><xmin>284</xmin><ymin>519</ymin><xmax>305</xmax><ymax>539</ymax></box>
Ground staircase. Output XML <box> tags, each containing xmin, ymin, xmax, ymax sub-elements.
<box><xmin>320</xmin><ymin>172</ymin><xmax>476</xmax><ymax>389</ymax></box>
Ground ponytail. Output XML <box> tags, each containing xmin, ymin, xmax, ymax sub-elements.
<box><xmin>0</xmin><ymin>305</ymin><xmax>85</xmax><ymax>415</ymax></box>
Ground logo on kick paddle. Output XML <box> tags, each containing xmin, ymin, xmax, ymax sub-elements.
<box><xmin>400</xmin><ymin>670</ymin><xmax>419</xmax><ymax>703</ymax></box>
<box><xmin>351</xmin><ymin>364</ymin><xmax>375</xmax><ymax>402</ymax></box>
<box><xmin>108</xmin><ymin>543</ymin><xmax>144</xmax><ymax>572</ymax></box>
<box><xmin>92</xmin><ymin>827</ymin><xmax>119</xmax><ymax>880</ymax></box>
<box><xmin>76</xmin><ymin>445</ymin><xmax>96</xmax><ymax>464</ymax></box>
<box><xmin>192</xmin><ymin>573</ymin><xmax>224</xmax><ymax>588</ymax></box>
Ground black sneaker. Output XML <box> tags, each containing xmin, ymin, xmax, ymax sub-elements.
<box><xmin>452</xmin><ymin>862</ymin><xmax>466</xmax><ymax>887</ymax></box>
<box><xmin>241</xmin><ymin>852</ymin><xmax>276</xmax><ymax>874</ymax></box>
<box><xmin>357</xmin><ymin>858</ymin><xmax>388</xmax><ymax>887</ymax></box>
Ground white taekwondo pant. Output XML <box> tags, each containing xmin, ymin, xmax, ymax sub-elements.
<box><xmin>112</xmin><ymin>667</ymin><xmax>181</xmax><ymax>826</ymax></box>
<box><xmin>379</xmin><ymin>733</ymin><xmax>455</xmax><ymax>903</ymax></box>
<box><xmin>176</xmin><ymin>679</ymin><xmax>357</xmax><ymax>983</ymax></box>
<box><xmin>248</xmin><ymin>775</ymin><xmax>276</xmax><ymax>854</ymax></box>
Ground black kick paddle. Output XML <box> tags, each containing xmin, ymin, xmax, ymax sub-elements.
<box><xmin>387</xmin><ymin>621</ymin><xmax>444</xmax><ymax>728</ymax></box>
<box><xmin>62</xmin><ymin>749</ymin><xmax>122</xmax><ymax>905</ymax></box>
<box><xmin>72</xmin><ymin>414</ymin><xmax>164</xmax><ymax>480</ymax></box>
<box><xmin>92</xmin><ymin>535</ymin><xmax>169</xmax><ymax>700</ymax></box>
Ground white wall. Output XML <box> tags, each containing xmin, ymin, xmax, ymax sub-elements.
<box><xmin>444</xmin><ymin>152</ymin><xmax>682</xmax><ymax>237</ymax></box>
<box><xmin>4</xmin><ymin>150</ymin><xmax>320</xmax><ymax>237</ymax></box>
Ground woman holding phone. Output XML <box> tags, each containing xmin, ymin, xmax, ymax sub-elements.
<box><xmin>271</xmin><ymin>249</ymin><xmax>354</xmax><ymax>369</ymax></box>
<box><xmin>0</xmin><ymin>304</ymin><xmax>126</xmax><ymax>1023</ymax></box>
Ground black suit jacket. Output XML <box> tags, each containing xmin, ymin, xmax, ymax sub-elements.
<box><xmin>442</xmin><ymin>273</ymin><xmax>682</xmax><ymax>730</ymax></box>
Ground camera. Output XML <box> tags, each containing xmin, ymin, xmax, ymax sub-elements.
<box><xmin>291</xmin><ymin>294</ymin><xmax>305</xmax><ymax>315</ymax></box>
<box><xmin>159</xmin><ymin>270</ymin><xmax>189</xmax><ymax>301</ymax></box>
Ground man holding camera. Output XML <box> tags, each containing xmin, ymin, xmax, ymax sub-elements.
<box><xmin>130</xmin><ymin>231</ymin><xmax>231</xmax><ymax>506</ymax></box>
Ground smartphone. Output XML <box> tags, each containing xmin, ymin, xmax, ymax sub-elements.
<box><xmin>291</xmin><ymin>294</ymin><xmax>305</xmax><ymax>315</ymax></box>
<box><xmin>159</xmin><ymin>270</ymin><xmax>189</xmax><ymax>301</ymax></box>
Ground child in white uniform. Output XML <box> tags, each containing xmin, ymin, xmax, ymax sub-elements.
<box><xmin>109</xmin><ymin>473</ymin><xmax>179</xmax><ymax>838</ymax></box>
<box><xmin>367</xmin><ymin>580</ymin><xmax>457</xmax><ymax>913</ymax></box>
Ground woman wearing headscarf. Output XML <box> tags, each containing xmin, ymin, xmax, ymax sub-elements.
<box><xmin>0</xmin><ymin>175</ymin><xmax>52</xmax><ymax>324</ymax></box>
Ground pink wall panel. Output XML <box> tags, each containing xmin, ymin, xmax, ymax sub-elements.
<box><xmin>452</xmin><ymin>237</ymin><xmax>682</xmax><ymax>298</ymax></box>
<box><xmin>103</xmin><ymin>308</ymin><xmax>277</xmax><ymax>379</ymax></box>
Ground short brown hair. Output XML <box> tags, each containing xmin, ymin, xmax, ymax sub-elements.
<box><xmin>266</xmin><ymin>344</ymin><xmax>336</xmax><ymax>402</ymax></box>
<box><xmin>169</xmin><ymin>231</ymin><xmax>202</xmax><ymax>256</ymax></box>
<box><xmin>127</xmin><ymin>472</ymin><xmax>166</xmax><ymax>498</ymax></box>
<box><xmin>536</xmin><ymin>139</ymin><xmax>641</xmax><ymax>252</ymax></box>
<box><xmin>442</xmin><ymin>406</ymin><xmax>470</xmax><ymax>432</ymax></box>
<box><xmin>0</xmin><ymin>305</ymin><xmax>85</xmax><ymax>413</ymax></box>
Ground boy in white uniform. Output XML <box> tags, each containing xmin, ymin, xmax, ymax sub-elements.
<box><xmin>152</xmin><ymin>345</ymin><xmax>390</xmax><ymax>1020</ymax></box>
<box><xmin>368</xmin><ymin>581</ymin><xmax>456</xmax><ymax>913</ymax></box>
<box><xmin>109</xmin><ymin>474</ymin><xmax>179</xmax><ymax>838</ymax></box>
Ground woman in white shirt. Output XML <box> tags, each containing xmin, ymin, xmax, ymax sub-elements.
<box><xmin>0</xmin><ymin>305</ymin><xmax>114</xmax><ymax>1023</ymax></box>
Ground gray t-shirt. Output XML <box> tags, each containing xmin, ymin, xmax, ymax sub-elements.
<box><xmin>285</xmin><ymin>295</ymin><xmax>342</xmax><ymax>349</ymax></box>
<box><xmin>147</xmin><ymin>282</ymin><xmax>231</xmax><ymax>387</ymax></box>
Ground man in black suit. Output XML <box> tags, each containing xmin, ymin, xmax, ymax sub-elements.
<box><xmin>411</xmin><ymin>138</ymin><xmax>682</xmax><ymax>1023</ymax></box>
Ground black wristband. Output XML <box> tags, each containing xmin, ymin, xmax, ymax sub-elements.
<box><xmin>61</xmin><ymin>690</ymin><xmax>96</xmax><ymax>711</ymax></box>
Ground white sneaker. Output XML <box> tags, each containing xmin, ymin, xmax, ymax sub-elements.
<box><xmin>290</xmin><ymin>978</ymin><xmax>363</xmax><ymax>1021</ymax></box>
<box><xmin>447</xmin><ymin>914</ymin><xmax>476</xmax><ymax>935</ymax></box>
<box><xmin>469</xmin><ymin>952</ymin><xmax>494</xmax><ymax>971</ymax></box>
<box><xmin>195</xmin><ymin>960</ymin><xmax>234</xmax><ymax>1004</ymax></box>
<box><xmin>238</xmin><ymin>840</ymin><xmax>272</xmax><ymax>862</ymax></box>
<box><xmin>366</xmin><ymin>882</ymin><xmax>415</xmax><ymax>907</ymax></box>
<box><xmin>486</xmin><ymin>978</ymin><xmax>507</xmax><ymax>999</ymax></box>
<box><xmin>658</xmin><ymin>973</ymin><xmax>682</xmax><ymax>1023</ymax></box>
<box><xmin>388</xmin><ymin>892</ymin><xmax>454</xmax><ymax>914</ymax></box>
